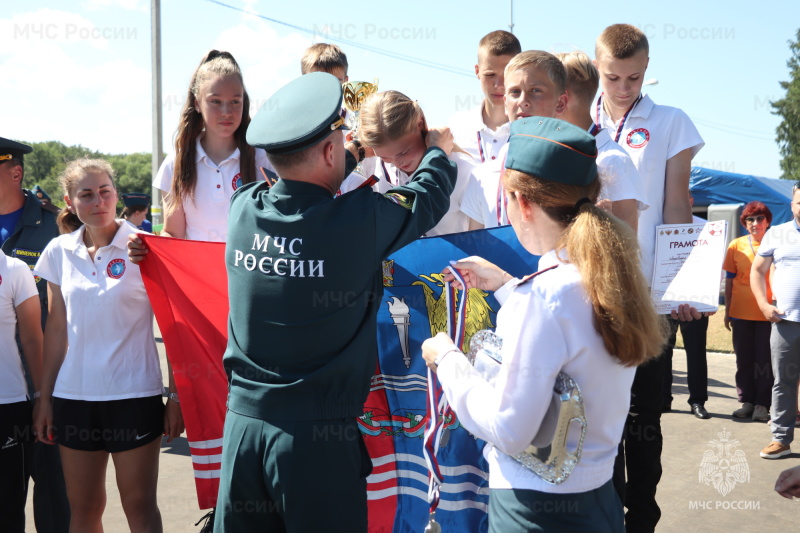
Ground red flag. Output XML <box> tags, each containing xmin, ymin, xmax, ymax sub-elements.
<box><xmin>139</xmin><ymin>234</ymin><xmax>228</xmax><ymax>509</ymax></box>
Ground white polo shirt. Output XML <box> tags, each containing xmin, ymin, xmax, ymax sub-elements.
<box><xmin>596</xmin><ymin>94</ymin><xmax>704</xmax><ymax>284</ymax></box>
<box><xmin>449</xmin><ymin>105</ymin><xmax>510</xmax><ymax>163</ymax></box>
<box><xmin>460</xmin><ymin>143</ymin><xmax>509</xmax><ymax>229</ymax></box>
<box><xmin>595</xmin><ymin>128</ymin><xmax>648</xmax><ymax>210</ymax></box>
<box><xmin>154</xmin><ymin>138</ymin><xmax>272</xmax><ymax>242</ymax></box>
<box><xmin>758</xmin><ymin>220</ymin><xmax>800</xmax><ymax>322</ymax></box>
<box><xmin>372</xmin><ymin>151</ymin><xmax>475</xmax><ymax>236</ymax></box>
<box><xmin>34</xmin><ymin>221</ymin><xmax>163</xmax><ymax>401</ymax></box>
<box><xmin>0</xmin><ymin>249</ymin><xmax>39</xmax><ymax>404</ymax></box>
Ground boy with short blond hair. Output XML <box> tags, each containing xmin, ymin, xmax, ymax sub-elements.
<box><xmin>449</xmin><ymin>30</ymin><xmax>521</xmax><ymax>163</ymax></box>
<box><xmin>460</xmin><ymin>50</ymin><xmax>566</xmax><ymax>229</ymax></box>
<box><xmin>300</xmin><ymin>43</ymin><xmax>349</xmax><ymax>83</ymax></box>
<box><xmin>555</xmin><ymin>50</ymin><xmax>646</xmax><ymax>231</ymax></box>
<box><xmin>594</xmin><ymin>23</ymin><xmax>704</xmax><ymax>533</ymax></box>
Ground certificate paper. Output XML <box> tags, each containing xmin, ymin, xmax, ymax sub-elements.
<box><xmin>651</xmin><ymin>221</ymin><xmax>728</xmax><ymax>313</ymax></box>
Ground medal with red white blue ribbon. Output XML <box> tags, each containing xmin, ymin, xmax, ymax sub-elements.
<box><xmin>422</xmin><ymin>265</ymin><xmax>468</xmax><ymax>532</ymax></box>
<box><xmin>476</xmin><ymin>131</ymin><xmax>486</xmax><ymax>163</ymax></box>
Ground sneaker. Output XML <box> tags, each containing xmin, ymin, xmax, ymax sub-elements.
<box><xmin>732</xmin><ymin>402</ymin><xmax>754</xmax><ymax>418</ymax></box>
<box><xmin>760</xmin><ymin>441</ymin><xmax>791</xmax><ymax>459</ymax></box>
<box><xmin>752</xmin><ymin>405</ymin><xmax>770</xmax><ymax>421</ymax></box>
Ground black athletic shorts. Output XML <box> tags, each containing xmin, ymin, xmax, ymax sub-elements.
<box><xmin>52</xmin><ymin>395</ymin><xmax>164</xmax><ymax>452</ymax></box>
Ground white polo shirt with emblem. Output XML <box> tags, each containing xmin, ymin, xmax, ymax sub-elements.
<box><xmin>596</xmin><ymin>93</ymin><xmax>704</xmax><ymax>285</ymax></box>
<box><xmin>34</xmin><ymin>221</ymin><xmax>163</xmax><ymax>401</ymax></box>
<box><xmin>0</xmin><ymin>249</ymin><xmax>39</xmax><ymax>404</ymax></box>
<box><xmin>449</xmin><ymin>105</ymin><xmax>510</xmax><ymax>164</ymax></box>
<box><xmin>154</xmin><ymin>138</ymin><xmax>272</xmax><ymax>242</ymax></box>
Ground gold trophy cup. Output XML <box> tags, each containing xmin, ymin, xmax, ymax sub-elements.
<box><xmin>342</xmin><ymin>79</ymin><xmax>379</xmax><ymax>138</ymax></box>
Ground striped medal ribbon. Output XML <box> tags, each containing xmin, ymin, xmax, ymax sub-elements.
<box><xmin>422</xmin><ymin>265</ymin><xmax>468</xmax><ymax>531</ymax></box>
<box><xmin>595</xmin><ymin>92</ymin><xmax>643</xmax><ymax>143</ymax></box>
<box><xmin>495</xmin><ymin>153</ymin><xmax>509</xmax><ymax>226</ymax></box>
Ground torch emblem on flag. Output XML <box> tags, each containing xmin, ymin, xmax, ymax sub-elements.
<box><xmin>387</xmin><ymin>296</ymin><xmax>412</xmax><ymax>368</ymax></box>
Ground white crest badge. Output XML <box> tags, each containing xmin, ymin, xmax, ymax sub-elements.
<box><xmin>699</xmin><ymin>427</ymin><xmax>750</xmax><ymax>496</ymax></box>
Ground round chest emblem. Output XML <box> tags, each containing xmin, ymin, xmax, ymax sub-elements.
<box><xmin>232</xmin><ymin>173</ymin><xmax>242</xmax><ymax>190</ymax></box>
<box><xmin>627</xmin><ymin>128</ymin><xmax>650</xmax><ymax>148</ymax></box>
<box><xmin>107</xmin><ymin>259</ymin><xmax>126</xmax><ymax>279</ymax></box>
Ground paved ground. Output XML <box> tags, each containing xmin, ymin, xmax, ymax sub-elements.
<box><xmin>26</xmin><ymin>335</ymin><xmax>800</xmax><ymax>531</ymax></box>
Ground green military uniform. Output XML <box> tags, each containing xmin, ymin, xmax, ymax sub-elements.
<box><xmin>214</xmin><ymin>73</ymin><xmax>457</xmax><ymax>532</ymax></box>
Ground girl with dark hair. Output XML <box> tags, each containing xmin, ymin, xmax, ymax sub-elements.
<box><xmin>154</xmin><ymin>50</ymin><xmax>274</xmax><ymax>242</ymax></box>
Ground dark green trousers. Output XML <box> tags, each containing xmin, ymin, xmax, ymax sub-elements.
<box><xmin>489</xmin><ymin>479</ymin><xmax>624</xmax><ymax>533</ymax></box>
<box><xmin>214</xmin><ymin>410</ymin><xmax>372</xmax><ymax>532</ymax></box>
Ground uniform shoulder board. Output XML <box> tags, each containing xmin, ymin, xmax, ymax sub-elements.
<box><xmin>516</xmin><ymin>264</ymin><xmax>559</xmax><ymax>286</ymax></box>
<box><xmin>259</xmin><ymin>167</ymin><xmax>279</xmax><ymax>188</ymax></box>
<box><xmin>40</xmin><ymin>202</ymin><xmax>62</xmax><ymax>215</ymax></box>
<box><xmin>384</xmin><ymin>192</ymin><xmax>414</xmax><ymax>210</ymax></box>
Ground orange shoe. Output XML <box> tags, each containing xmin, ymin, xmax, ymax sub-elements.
<box><xmin>760</xmin><ymin>441</ymin><xmax>791</xmax><ymax>459</ymax></box>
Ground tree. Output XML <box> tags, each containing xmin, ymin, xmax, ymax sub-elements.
<box><xmin>108</xmin><ymin>152</ymin><xmax>153</xmax><ymax>197</ymax></box>
<box><xmin>16</xmin><ymin>139</ymin><xmax>152</xmax><ymax>208</ymax></box>
<box><xmin>772</xmin><ymin>28</ymin><xmax>800</xmax><ymax>181</ymax></box>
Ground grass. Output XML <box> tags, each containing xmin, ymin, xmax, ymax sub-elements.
<box><xmin>674</xmin><ymin>304</ymin><xmax>734</xmax><ymax>353</ymax></box>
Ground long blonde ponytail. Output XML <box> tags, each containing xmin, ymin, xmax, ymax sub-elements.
<box><xmin>504</xmin><ymin>169</ymin><xmax>667</xmax><ymax>366</ymax></box>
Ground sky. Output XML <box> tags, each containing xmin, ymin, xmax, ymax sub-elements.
<box><xmin>1</xmin><ymin>0</ymin><xmax>798</xmax><ymax>180</ymax></box>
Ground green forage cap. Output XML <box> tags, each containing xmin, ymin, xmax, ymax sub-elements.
<box><xmin>506</xmin><ymin>117</ymin><xmax>598</xmax><ymax>186</ymax></box>
<box><xmin>247</xmin><ymin>72</ymin><xmax>346</xmax><ymax>155</ymax></box>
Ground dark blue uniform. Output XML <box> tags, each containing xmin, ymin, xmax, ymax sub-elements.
<box><xmin>2</xmin><ymin>189</ymin><xmax>59</xmax><ymax>324</ymax></box>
